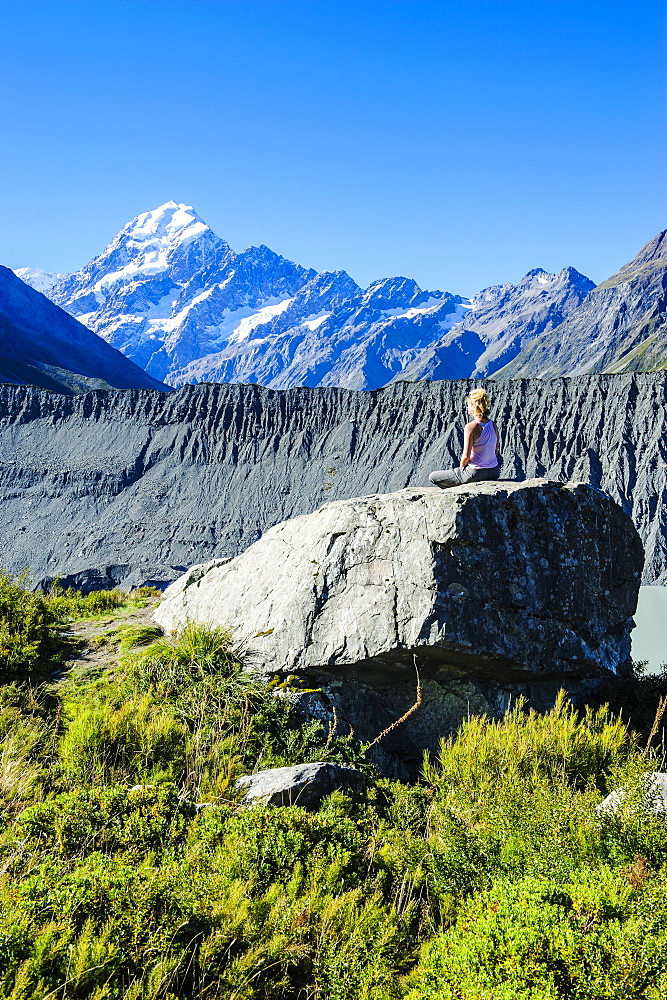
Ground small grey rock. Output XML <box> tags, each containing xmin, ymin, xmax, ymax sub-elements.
<box><xmin>597</xmin><ymin>772</ymin><xmax>667</xmax><ymax>816</ymax></box>
<box><xmin>236</xmin><ymin>762</ymin><xmax>367</xmax><ymax>809</ymax></box>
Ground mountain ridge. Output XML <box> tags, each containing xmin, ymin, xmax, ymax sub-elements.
<box><xmin>0</xmin><ymin>265</ymin><xmax>170</xmax><ymax>394</ymax></box>
<box><xmin>494</xmin><ymin>230</ymin><xmax>667</xmax><ymax>379</ymax></box>
<box><xmin>15</xmin><ymin>201</ymin><xmax>596</xmax><ymax>389</ymax></box>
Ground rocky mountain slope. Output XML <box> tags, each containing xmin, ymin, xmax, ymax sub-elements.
<box><xmin>393</xmin><ymin>267</ymin><xmax>595</xmax><ymax>383</ymax></box>
<box><xmin>16</xmin><ymin>202</ymin><xmax>593</xmax><ymax>389</ymax></box>
<box><xmin>170</xmin><ymin>274</ymin><xmax>475</xmax><ymax>390</ymax></box>
<box><xmin>495</xmin><ymin>230</ymin><xmax>667</xmax><ymax>378</ymax></box>
<box><xmin>0</xmin><ymin>266</ymin><xmax>169</xmax><ymax>394</ymax></box>
<box><xmin>0</xmin><ymin>374</ymin><xmax>664</xmax><ymax>591</ymax></box>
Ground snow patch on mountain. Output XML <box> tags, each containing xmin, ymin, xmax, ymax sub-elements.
<box><xmin>301</xmin><ymin>313</ymin><xmax>330</xmax><ymax>330</ymax></box>
<box><xmin>380</xmin><ymin>295</ymin><xmax>462</xmax><ymax>321</ymax></box>
<box><xmin>228</xmin><ymin>298</ymin><xmax>294</xmax><ymax>344</ymax></box>
<box><xmin>14</xmin><ymin>268</ymin><xmax>68</xmax><ymax>294</ymax></box>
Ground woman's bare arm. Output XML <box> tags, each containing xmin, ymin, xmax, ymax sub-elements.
<box><xmin>461</xmin><ymin>420</ymin><xmax>480</xmax><ymax>467</ymax></box>
<box><xmin>493</xmin><ymin>420</ymin><xmax>500</xmax><ymax>455</ymax></box>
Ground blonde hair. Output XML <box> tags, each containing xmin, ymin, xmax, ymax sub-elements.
<box><xmin>467</xmin><ymin>388</ymin><xmax>491</xmax><ymax>418</ymax></box>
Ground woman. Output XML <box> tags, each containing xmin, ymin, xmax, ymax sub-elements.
<box><xmin>429</xmin><ymin>388</ymin><xmax>500</xmax><ymax>489</ymax></box>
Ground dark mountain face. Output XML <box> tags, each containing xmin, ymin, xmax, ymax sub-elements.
<box><xmin>494</xmin><ymin>230</ymin><xmax>667</xmax><ymax>379</ymax></box>
<box><xmin>0</xmin><ymin>374</ymin><xmax>664</xmax><ymax>593</ymax></box>
<box><xmin>0</xmin><ymin>266</ymin><xmax>170</xmax><ymax>394</ymax></box>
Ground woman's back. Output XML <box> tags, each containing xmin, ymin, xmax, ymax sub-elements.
<box><xmin>470</xmin><ymin>420</ymin><xmax>498</xmax><ymax>469</ymax></box>
<box><xmin>428</xmin><ymin>388</ymin><xmax>500</xmax><ymax>489</ymax></box>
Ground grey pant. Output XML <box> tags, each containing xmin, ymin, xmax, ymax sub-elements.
<box><xmin>429</xmin><ymin>464</ymin><xmax>500</xmax><ymax>489</ymax></box>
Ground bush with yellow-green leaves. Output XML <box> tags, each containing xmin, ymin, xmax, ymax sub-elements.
<box><xmin>1</xmin><ymin>573</ymin><xmax>667</xmax><ymax>998</ymax></box>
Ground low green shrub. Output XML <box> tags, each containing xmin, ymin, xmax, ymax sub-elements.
<box><xmin>425</xmin><ymin>691</ymin><xmax>633</xmax><ymax>795</ymax></box>
<box><xmin>405</xmin><ymin>868</ymin><xmax>667</xmax><ymax>1000</ymax></box>
<box><xmin>3</xmin><ymin>574</ymin><xmax>667</xmax><ymax>998</ymax></box>
<box><xmin>190</xmin><ymin>801</ymin><xmax>367</xmax><ymax>893</ymax></box>
<box><xmin>0</xmin><ymin>572</ymin><xmax>66</xmax><ymax>684</ymax></box>
<box><xmin>16</xmin><ymin>784</ymin><xmax>192</xmax><ymax>857</ymax></box>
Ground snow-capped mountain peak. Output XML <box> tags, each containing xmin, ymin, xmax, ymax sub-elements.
<box><xmin>18</xmin><ymin>202</ymin><xmax>596</xmax><ymax>390</ymax></box>
<box><xmin>125</xmin><ymin>201</ymin><xmax>209</xmax><ymax>245</ymax></box>
<box><xmin>80</xmin><ymin>201</ymin><xmax>231</xmax><ymax>292</ymax></box>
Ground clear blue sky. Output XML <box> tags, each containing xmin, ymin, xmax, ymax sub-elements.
<box><xmin>1</xmin><ymin>0</ymin><xmax>665</xmax><ymax>295</ymax></box>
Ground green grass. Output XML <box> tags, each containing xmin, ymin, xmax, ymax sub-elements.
<box><xmin>48</xmin><ymin>583</ymin><xmax>161</xmax><ymax>620</ymax></box>
<box><xmin>1</xmin><ymin>576</ymin><xmax>667</xmax><ymax>998</ymax></box>
<box><xmin>0</xmin><ymin>572</ymin><xmax>160</xmax><ymax>685</ymax></box>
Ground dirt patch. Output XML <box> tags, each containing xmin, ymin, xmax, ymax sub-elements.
<box><xmin>60</xmin><ymin>597</ymin><xmax>163</xmax><ymax>681</ymax></box>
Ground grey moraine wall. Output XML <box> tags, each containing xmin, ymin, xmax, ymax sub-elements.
<box><xmin>0</xmin><ymin>372</ymin><xmax>665</xmax><ymax>589</ymax></box>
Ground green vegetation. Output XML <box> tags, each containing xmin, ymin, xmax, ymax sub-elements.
<box><xmin>0</xmin><ymin>573</ymin><xmax>159</xmax><ymax>684</ymax></box>
<box><xmin>0</xmin><ymin>574</ymin><xmax>667</xmax><ymax>998</ymax></box>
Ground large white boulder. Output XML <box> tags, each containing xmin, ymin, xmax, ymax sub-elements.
<box><xmin>155</xmin><ymin>480</ymin><xmax>642</xmax><ymax>680</ymax></box>
<box><xmin>154</xmin><ymin>480</ymin><xmax>643</xmax><ymax>776</ymax></box>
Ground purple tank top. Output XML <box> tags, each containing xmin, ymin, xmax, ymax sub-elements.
<box><xmin>470</xmin><ymin>420</ymin><xmax>498</xmax><ymax>469</ymax></box>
